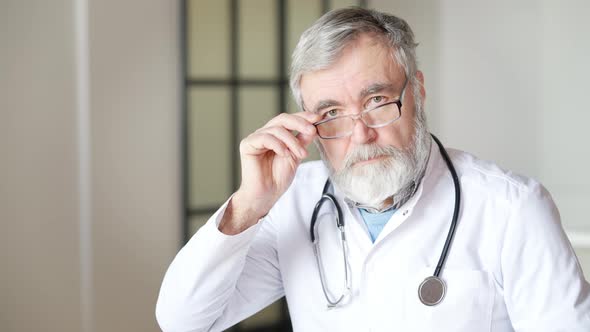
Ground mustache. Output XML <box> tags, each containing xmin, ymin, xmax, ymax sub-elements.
<box><xmin>342</xmin><ymin>144</ymin><xmax>403</xmax><ymax>169</ymax></box>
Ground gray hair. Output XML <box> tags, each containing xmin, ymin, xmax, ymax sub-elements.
<box><xmin>290</xmin><ymin>7</ymin><xmax>419</xmax><ymax>111</ymax></box>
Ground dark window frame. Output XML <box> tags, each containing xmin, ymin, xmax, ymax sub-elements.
<box><xmin>180</xmin><ymin>1</ymin><xmax>366</xmax><ymax>330</ymax></box>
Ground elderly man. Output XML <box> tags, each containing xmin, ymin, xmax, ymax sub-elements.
<box><xmin>156</xmin><ymin>7</ymin><xmax>590</xmax><ymax>332</ymax></box>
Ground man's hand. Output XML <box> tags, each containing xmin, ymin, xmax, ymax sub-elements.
<box><xmin>219</xmin><ymin>111</ymin><xmax>320</xmax><ymax>235</ymax></box>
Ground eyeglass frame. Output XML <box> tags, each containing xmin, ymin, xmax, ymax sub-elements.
<box><xmin>312</xmin><ymin>78</ymin><xmax>408</xmax><ymax>139</ymax></box>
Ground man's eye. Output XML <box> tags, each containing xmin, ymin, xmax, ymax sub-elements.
<box><xmin>372</xmin><ymin>96</ymin><xmax>384</xmax><ymax>103</ymax></box>
<box><xmin>325</xmin><ymin>109</ymin><xmax>338</xmax><ymax>117</ymax></box>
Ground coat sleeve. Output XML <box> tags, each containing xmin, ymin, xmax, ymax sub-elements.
<box><xmin>501</xmin><ymin>183</ymin><xmax>590</xmax><ymax>331</ymax></box>
<box><xmin>155</xmin><ymin>198</ymin><xmax>284</xmax><ymax>332</ymax></box>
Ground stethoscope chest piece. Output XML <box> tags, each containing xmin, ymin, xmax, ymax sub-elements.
<box><xmin>418</xmin><ymin>276</ymin><xmax>446</xmax><ymax>306</ymax></box>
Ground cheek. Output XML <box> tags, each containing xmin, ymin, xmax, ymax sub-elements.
<box><xmin>399</xmin><ymin>112</ymin><xmax>418</xmax><ymax>145</ymax></box>
<box><xmin>370</xmin><ymin>121</ymin><xmax>413</xmax><ymax>151</ymax></box>
<box><xmin>400</xmin><ymin>96</ymin><xmax>420</xmax><ymax>140</ymax></box>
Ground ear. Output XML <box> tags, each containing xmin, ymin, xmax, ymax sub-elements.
<box><xmin>415</xmin><ymin>70</ymin><xmax>426</xmax><ymax>101</ymax></box>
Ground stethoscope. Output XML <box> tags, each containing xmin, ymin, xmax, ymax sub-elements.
<box><xmin>309</xmin><ymin>134</ymin><xmax>461</xmax><ymax>308</ymax></box>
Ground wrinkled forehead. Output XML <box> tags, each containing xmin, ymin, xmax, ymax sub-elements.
<box><xmin>300</xmin><ymin>32</ymin><xmax>398</xmax><ymax>80</ymax></box>
<box><xmin>299</xmin><ymin>35</ymin><xmax>406</xmax><ymax>110</ymax></box>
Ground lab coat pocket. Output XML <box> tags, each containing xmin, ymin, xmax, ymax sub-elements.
<box><xmin>404</xmin><ymin>267</ymin><xmax>493</xmax><ymax>332</ymax></box>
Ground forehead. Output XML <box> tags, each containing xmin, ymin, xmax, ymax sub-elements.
<box><xmin>299</xmin><ymin>34</ymin><xmax>405</xmax><ymax>109</ymax></box>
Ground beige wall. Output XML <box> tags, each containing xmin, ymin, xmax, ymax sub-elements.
<box><xmin>0</xmin><ymin>1</ymin><xmax>180</xmax><ymax>331</ymax></box>
<box><xmin>89</xmin><ymin>1</ymin><xmax>180</xmax><ymax>331</ymax></box>
<box><xmin>0</xmin><ymin>1</ymin><xmax>81</xmax><ymax>331</ymax></box>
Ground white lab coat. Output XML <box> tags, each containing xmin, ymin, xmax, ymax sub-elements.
<box><xmin>156</xmin><ymin>140</ymin><xmax>590</xmax><ymax>332</ymax></box>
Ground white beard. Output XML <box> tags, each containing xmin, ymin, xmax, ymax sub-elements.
<box><xmin>316</xmin><ymin>85</ymin><xmax>431</xmax><ymax>210</ymax></box>
<box><xmin>331</xmin><ymin>144</ymin><xmax>417</xmax><ymax>208</ymax></box>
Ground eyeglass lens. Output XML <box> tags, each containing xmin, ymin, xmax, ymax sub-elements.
<box><xmin>316</xmin><ymin>102</ymin><xmax>401</xmax><ymax>139</ymax></box>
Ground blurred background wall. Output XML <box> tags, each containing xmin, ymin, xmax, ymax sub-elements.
<box><xmin>0</xmin><ymin>0</ymin><xmax>588</xmax><ymax>331</ymax></box>
<box><xmin>1</xmin><ymin>0</ymin><xmax>180</xmax><ymax>331</ymax></box>
<box><xmin>373</xmin><ymin>0</ymin><xmax>590</xmax><ymax>270</ymax></box>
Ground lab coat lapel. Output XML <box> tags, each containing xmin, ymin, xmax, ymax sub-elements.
<box><xmin>370</xmin><ymin>138</ymin><xmax>442</xmax><ymax>246</ymax></box>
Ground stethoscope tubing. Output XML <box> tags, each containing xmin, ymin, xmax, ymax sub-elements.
<box><xmin>430</xmin><ymin>134</ymin><xmax>461</xmax><ymax>278</ymax></box>
<box><xmin>310</xmin><ymin>182</ymin><xmax>343</xmax><ymax>243</ymax></box>
<box><xmin>309</xmin><ymin>134</ymin><xmax>461</xmax><ymax>307</ymax></box>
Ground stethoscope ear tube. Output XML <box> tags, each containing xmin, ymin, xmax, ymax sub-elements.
<box><xmin>310</xmin><ymin>198</ymin><xmax>323</xmax><ymax>243</ymax></box>
<box><xmin>310</xmin><ymin>181</ymin><xmax>352</xmax><ymax>308</ymax></box>
<box><xmin>310</xmin><ymin>193</ymin><xmax>343</xmax><ymax>242</ymax></box>
<box><xmin>310</xmin><ymin>181</ymin><xmax>344</xmax><ymax>243</ymax></box>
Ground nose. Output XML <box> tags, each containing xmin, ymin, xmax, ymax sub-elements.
<box><xmin>350</xmin><ymin>116</ymin><xmax>376</xmax><ymax>144</ymax></box>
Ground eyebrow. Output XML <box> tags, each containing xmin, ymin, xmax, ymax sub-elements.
<box><xmin>310</xmin><ymin>82</ymin><xmax>397</xmax><ymax>114</ymax></box>
<box><xmin>358</xmin><ymin>82</ymin><xmax>396</xmax><ymax>100</ymax></box>
<box><xmin>312</xmin><ymin>99</ymin><xmax>342</xmax><ymax>114</ymax></box>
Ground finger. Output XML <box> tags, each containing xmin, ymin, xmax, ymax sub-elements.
<box><xmin>258</xmin><ymin>126</ymin><xmax>308</xmax><ymax>159</ymax></box>
<box><xmin>292</xmin><ymin>112</ymin><xmax>322</xmax><ymax>138</ymax></box>
<box><xmin>296</xmin><ymin>131</ymin><xmax>317</xmax><ymax>148</ymax></box>
<box><xmin>292</xmin><ymin>110</ymin><xmax>323</xmax><ymax>123</ymax></box>
<box><xmin>241</xmin><ymin>133</ymin><xmax>290</xmax><ymax>157</ymax></box>
<box><xmin>264</xmin><ymin>112</ymin><xmax>319</xmax><ymax>136</ymax></box>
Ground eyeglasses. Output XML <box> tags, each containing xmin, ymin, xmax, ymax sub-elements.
<box><xmin>313</xmin><ymin>80</ymin><xmax>407</xmax><ymax>139</ymax></box>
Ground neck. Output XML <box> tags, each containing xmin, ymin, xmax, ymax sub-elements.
<box><xmin>345</xmin><ymin>180</ymin><xmax>415</xmax><ymax>213</ymax></box>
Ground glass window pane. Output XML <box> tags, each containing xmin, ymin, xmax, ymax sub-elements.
<box><xmin>189</xmin><ymin>87</ymin><xmax>231</xmax><ymax>208</ymax></box>
<box><xmin>331</xmin><ymin>0</ymin><xmax>360</xmax><ymax>10</ymax></box>
<box><xmin>288</xmin><ymin>0</ymin><xmax>322</xmax><ymax>61</ymax></box>
<box><xmin>187</xmin><ymin>0</ymin><xmax>230</xmax><ymax>78</ymax></box>
<box><xmin>238</xmin><ymin>87</ymin><xmax>277</xmax><ymax>182</ymax></box>
<box><xmin>574</xmin><ymin>248</ymin><xmax>590</xmax><ymax>279</ymax></box>
<box><xmin>285</xmin><ymin>87</ymin><xmax>299</xmax><ymax>115</ymax></box>
<box><xmin>239</xmin><ymin>87</ymin><xmax>277</xmax><ymax>140</ymax></box>
<box><xmin>238</xmin><ymin>0</ymin><xmax>277</xmax><ymax>79</ymax></box>
<box><xmin>189</xmin><ymin>214</ymin><xmax>211</xmax><ymax>237</ymax></box>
